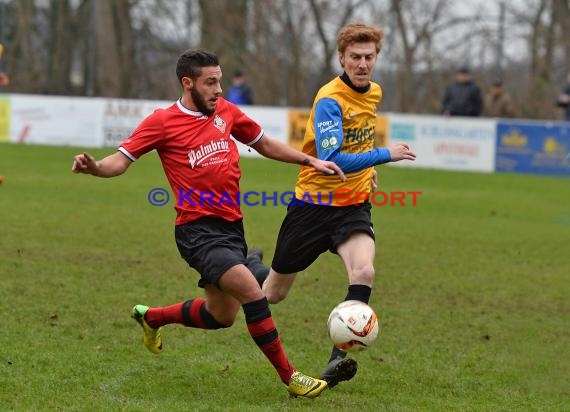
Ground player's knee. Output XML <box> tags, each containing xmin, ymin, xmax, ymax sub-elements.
<box><xmin>264</xmin><ymin>288</ymin><xmax>288</xmax><ymax>304</ymax></box>
<box><xmin>351</xmin><ymin>265</ymin><xmax>375</xmax><ymax>284</ymax></box>
<box><xmin>212</xmin><ymin>314</ymin><xmax>236</xmax><ymax>328</ymax></box>
<box><xmin>205</xmin><ymin>307</ymin><xmax>238</xmax><ymax>328</ymax></box>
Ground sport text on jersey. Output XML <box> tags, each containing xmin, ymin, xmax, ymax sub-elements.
<box><xmin>317</xmin><ymin>120</ymin><xmax>340</xmax><ymax>134</ymax></box>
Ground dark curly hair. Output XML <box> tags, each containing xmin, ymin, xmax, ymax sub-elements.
<box><xmin>176</xmin><ymin>49</ymin><xmax>219</xmax><ymax>84</ymax></box>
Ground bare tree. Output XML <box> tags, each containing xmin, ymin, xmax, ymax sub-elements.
<box><xmin>94</xmin><ymin>0</ymin><xmax>135</xmax><ymax>97</ymax></box>
<box><xmin>1</xmin><ymin>0</ymin><xmax>570</xmax><ymax>120</ymax></box>
<box><xmin>553</xmin><ymin>0</ymin><xmax>570</xmax><ymax>69</ymax></box>
<box><xmin>389</xmin><ymin>0</ymin><xmax>487</xmax><ymax>113</ymax></box>
<box><xmin>513</xmin><ymin>0</ymin><xmax>558</xmax><ymax>119</ymax></box>
<box><xmin>46</xmin><ymin>0</ymin><xmax>75</xmax><ymax>94</ymax></box>
<box><xmin>8</xmin><ymin>0</ymin><xmax>39</xmax><ymax>92</ymax></box>
<box><xmin>246</xmin><ymin>0</ymin><xmax>287</xmax><ymax>105</ymax></box>
<box><xmin>198</xmin><ymin>0</ymin><xmax>247</xmax><ymax>91</ymax></box>
<box><xmin>246</xmin><ymin>0</ymin><xmax>319</xmax><ymax>106</ymax></box>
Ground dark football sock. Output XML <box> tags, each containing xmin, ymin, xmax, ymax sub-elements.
<box><xmin>145</xmin><ymin>298</ymin><xmax>227</xmax><ymax>329</ymax></box>
<box><xmin>243</xmin><ymin>297</ymin><xmax>295</xmax><ymax>384</ymax></box>
<box><xmin>344</xmin><ymin>284</ymin><xmax>372</xmax><ymax>304</ymax></box>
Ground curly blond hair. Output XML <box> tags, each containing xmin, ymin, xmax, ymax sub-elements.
<box><xmin>337</xmin><ymin>22</ymin><xmax>384</xmax><ymax>54</ymax></box>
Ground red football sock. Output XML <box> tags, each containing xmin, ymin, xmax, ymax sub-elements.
<box><xmin>145</xmin><ymin>298</ymin><xmax>227</xmax><ymax>330</ymax></box>
<box><xmin>144</xmin><ymin>302</ymin><xmax>185</xmax><ymax>328</ymax></box>
<box><xmin>243</xmin><ymin>298</ymin><xmax>296</xmax><ymax>384</ymax></box>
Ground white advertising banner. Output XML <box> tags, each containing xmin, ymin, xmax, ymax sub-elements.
<box><xmin>3</xmin><ymin>95</ymin><xmax>501</xmax><ymax>173</ymax></box>
<box><xmin>9</xmin><ymin>94</ymin><xmax>104</xmax><ymax>147</ymax></box>
<box><xmin>101</xmin><ymin>100</ymin><xmax>288</xmax><ymax>158</ymax></box>
<box><xmin>386</xmin><ymin>114</ymin><xmax>497</xmax><ymax>172</ymax></box>
<box><xmin>102</xmin><ymin>98</ymin><xmax>169</xmax><ymax>148</ymax></box>
<box><xmin>237</xmin><ymin>105</ymin><xmax>288</xmax><ymax>157</ymax></box>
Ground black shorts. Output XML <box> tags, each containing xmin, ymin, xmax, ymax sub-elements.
<box><xmin>271</xmin><ymin>201</ymin><xmax>375</xmax><ymax>274</ymax></box>
<box><xmin>175</xmin><ymin>217</ymin><xmax>248</xmax><ymax>288</ymax></box>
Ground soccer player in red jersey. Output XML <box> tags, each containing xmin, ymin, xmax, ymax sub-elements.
<box><xmin>71</xmin><ymin>49</ymin><xmax>345</xmax><ymax>398</ymax></box>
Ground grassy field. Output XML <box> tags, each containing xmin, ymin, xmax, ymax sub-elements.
<box><xmin>0</xmin><ymin>142</ymin><xmax>569</xmax><ymax>411</ymax></box>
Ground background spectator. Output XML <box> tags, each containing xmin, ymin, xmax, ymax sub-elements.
<box><xmin>483</xmin><ymin>79</ymin><xmax>516</xmax><ymax>118</ymax></box>
<box><xmin>226</xmin><ymin>69</ymin><xmax>253</xmax><ymax>105</ymax></box>
<box><xmin>441</xmin><ymin>67</ymin><xmax>482</xmax><ymax>117</ymax></box>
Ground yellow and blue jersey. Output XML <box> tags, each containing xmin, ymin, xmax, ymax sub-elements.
<box><xmin>295</xmin><ymin>75</ymin><xmax>390</xmax><ymax>206</ymax></box>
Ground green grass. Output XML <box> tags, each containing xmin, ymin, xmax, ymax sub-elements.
<box><xmin>0</xmin><ymin>142</ymin><xmax>569</xmax><ymax>411</ymax></box>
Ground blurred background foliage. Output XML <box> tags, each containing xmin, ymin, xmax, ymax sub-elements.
<box><xmin>0</xmin><ymin>0</ymin><xmax>569</xmax><ymax>119</ymax></box>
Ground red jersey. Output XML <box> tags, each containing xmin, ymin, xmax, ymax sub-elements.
<box><xmin>119</xmin><ymin>98</ymin><xmax>263</xmax><ymax>225</ymax></box>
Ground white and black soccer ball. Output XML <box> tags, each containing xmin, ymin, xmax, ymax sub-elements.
<box><xmin>327</xmin><ymin>300</ymin><xmax>379</xmax><ymax>352</ymax></box>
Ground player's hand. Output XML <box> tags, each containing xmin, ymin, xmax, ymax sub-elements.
<box><xmin>72</xmin><ymin>152</ymin><xmax>99</xmax><ymax>175</ymax></box>
<box><xmin>371</xmin><ymin>169</ymin><xmax>378</xmax><ymax>191</ymax></box>
<box><xmin>311</xmin><ymin>159</ymin><xmax>346</xmax><ymax>182</ymax></box>
<box><xmin>388</xmin><ymin>143</ymin><xmax>416</xmax><ymax>162</ymax></box>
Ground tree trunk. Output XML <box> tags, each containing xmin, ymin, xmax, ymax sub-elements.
<box><xmin>553</xmin><ymin>0</ymin><xmax>570</xmax><ymax>68</ymax></box>
<box><xmin>47</xmin><ymin>0</ymin><xmax>74</xmax><ymax>94</ymax></box>
<box><xmin>10</xmin><ymin>0</ymin><xmax>37</xmax><ymax>92</ymax></box>
<box><xmin>198</xmin><ymin>0</ymin><xmax>247</xmax><ymax>82</ymax></box>
<box><xmin>94</xmin><ymin>0</ymin><xmax>133</xmax><ymax>97</ymax></box>
<box><xmin>113</xmin><ymin>0</ymin><xmax>133</xmax><ymax>97</ymax></box>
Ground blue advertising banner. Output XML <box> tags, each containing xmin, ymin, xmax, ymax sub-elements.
<box><xmin>495</xmin><ymin>121</ymin><xmax>570</xmax><ymax>176</ymax></box>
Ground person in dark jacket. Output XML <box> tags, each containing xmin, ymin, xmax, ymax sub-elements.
<box><xmin>483</xmin><ymin>79</ymin><xmax>516</xmax><ymax>118</ymax></box>
<box><xmin>226</xmin><ymin>69</ymin><xmax>254</xmax><ymax>105</ymax></box>
<box><xmin>441</xmin><ymin>67</ymin><xmax>482</xmax><ymax>117</ymax></box>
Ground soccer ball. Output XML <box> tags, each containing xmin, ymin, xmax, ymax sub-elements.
<box><xmin>327</xmin><ymin>300</ymin><xmax>379</xmax><ymax>352</ymax></box>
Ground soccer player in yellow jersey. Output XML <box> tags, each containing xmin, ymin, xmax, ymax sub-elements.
<box><xmin>250</xmin><ymin>22</ymin><xmax>416</xmax><ymax>388</ymax></box>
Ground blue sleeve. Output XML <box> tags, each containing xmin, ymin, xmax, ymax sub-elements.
<box><xmin>314</xmin><ymin>98</ymin><xmax>391</xmax><ymax>173</ymax></box>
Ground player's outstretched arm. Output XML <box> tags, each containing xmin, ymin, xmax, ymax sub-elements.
<box><xmin>71</xmin><ymin>151</ymin><xmax>132</xmax><ymax>177</ymax></box>
<box><xmin>252</xmin><ymin>135</ymin><xmax>346</xmax><ymax>181</ymax></box>
<box><xmin>388</xmin><ymin>143</ymin><xmax>416</xmax><ymax>162</ymax></box>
